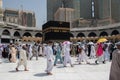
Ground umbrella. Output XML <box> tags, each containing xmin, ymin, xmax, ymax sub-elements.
<box><xmin>63</xmin><ymin>41</ymin><xmax>71</xmax><ymax>45</ymax></box>
<box><xmin>97</xmin><ymin>38</ymin><xmax>108</xmax><ymax>43</ymax></box>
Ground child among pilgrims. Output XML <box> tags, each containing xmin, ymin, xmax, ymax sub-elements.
<box><xmin>77</xmin><ymin>44</ymin><xmax>90</xmax><ymax>64</ymax></box>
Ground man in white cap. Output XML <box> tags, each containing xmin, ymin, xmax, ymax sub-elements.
<box><xmin>45</xmin><ymin>41</ymin><xmax>54</xmax><ymax>75</ymax></box>
<box><xmin>63</xmin><ymin>42</ymin><xmax>73</xmax><ymax>67</ymax></box>
<box><xmin>16</xmin><ymin>44</ymin><xmax>28</xmax><ymax>71</ymax></box>
<box><xmin>109</xmin><ymin>41</ymin><xmax>120</xmax><ymax>80</ymax></box>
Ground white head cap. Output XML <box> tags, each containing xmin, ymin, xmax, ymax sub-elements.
<box><xmin>22</xmin><ymin>44</ymin><xmax>26</xmax><ymax>46</ymax></box>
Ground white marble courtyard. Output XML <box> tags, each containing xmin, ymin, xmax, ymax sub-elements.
<box><xmin>0</xmin><ymin>57</ymin><xmax>111</xmax><ymax>80</ymax></box>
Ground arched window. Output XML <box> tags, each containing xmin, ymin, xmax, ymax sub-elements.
<box><xmin>14</xmin><ymin>31</ymin><xmax>20</xmax><ymax>37</ymax></box>
<box><xmin>111</xmin><ymin>30</ymin><xmax>119</xmax><ymax>35</ymax></box>
<box><xmin>35</xmin><ymin>33</ymin><xmax>42</xmax><ymax>37</ymax></box>
<box><xmin>69</xmin><ymin>32</ymin><xmax>74</xmax><ymax>37</ymax></box>
<box><xmin>23</xmin><ymin>32</ymin><xmax>32</xmax><ymax>37</ymax></box>
<box><xmin>2</xmin><ymin>29</ymin><xmax>10</xmax><ymax>36</ymax></box>
<box><xmin>88</xmin><ymin>32</ymin><xmax>97</xmax><ymax>37</ymax></box>
<box><xmin>77</xmin><ymin>33</ymin><xmax>85</xmax><ymax>37</ymax></box>
<box><xmin>99</xmin><ymin>31</ymin><xmax>108</xmax><ymax>36</ymax></box>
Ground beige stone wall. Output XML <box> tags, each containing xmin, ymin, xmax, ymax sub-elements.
<box><xmin>0</xmin><ymin>0</ymin><xmax>2</xmax><ymax>8</ymax></box>
<box><xmin>54</xmin><ymin>8</ymin><xmax>74</xmax><ymax>22</ymax></box>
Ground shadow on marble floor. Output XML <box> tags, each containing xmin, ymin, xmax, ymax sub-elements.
<box><xmin>34</xmin><ymin>73</ymin><xmax>49</xmax><ymax>77</ymax></box>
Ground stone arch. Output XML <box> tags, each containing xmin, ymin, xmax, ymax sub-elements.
<box><xmin>111</xmin><ymin>30</ymin><xmax>119</xmax><ymax>35</ymax></box>
<box><xmin>23</xmin><ymin>32</ymin><xmax>32</xmax><ymax>37</ymax></box>
<box><xmin>88</xmin><ymin>32</ymin><xmax>97</xmax><ymax>37</ymax></box>
<box><xmin>1</xmin><ymin>29</ymin><xmax>11</xmax><ymax>43</ymax></box>
<box><xmin>35</xmin><ymin>33</ymin><xmax>42</xmax><ymax>37</ymax></box>
<box><xmin>77</xmin><ymin>33</ymin><xmax>85</xmax><ymax>37</ymax></box>
<box><xmin>99</xmin><ymin>31</ymin><xmax>108</xmax><ymax>36</ymax></box>
<box><xmin>14</xmin><ymin>31</ymin><xmax>21</xmax><ymax>37</ymax></box>
<box><xmin>2</xmin><ymin>29</ymin><xmax>11</xmax><ymax>36</ymax></box>
<box><xmin>69</xmin><ymin>32</ymin><xmax>74</xmax><ymax>37</ymax></box>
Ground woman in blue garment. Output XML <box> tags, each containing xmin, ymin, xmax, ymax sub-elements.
<box><xmin>54</xmin><ymin>43</ymin><xmax>63</xmax><ymax>66</ymax></box>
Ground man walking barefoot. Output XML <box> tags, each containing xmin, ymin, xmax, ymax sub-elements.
<box><xmin>16</xmin><ymin>44</ymin><xmax>28</xmax><ymax>71</ymax></box>
<box><xmin>45</xmin><ymin>41</ymin><xmax>54</xmax><ymax>75</ymax></box>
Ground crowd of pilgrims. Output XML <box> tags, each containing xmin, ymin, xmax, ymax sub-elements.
<box><xmin>0</xmin><ymin>40</ymin><xmax>115</xmax><ymax>65</ymax></box>
<box><xmin>0</xmin><ymin>40</ymin><xmax>120</xmax><ymax>79</ymax></box>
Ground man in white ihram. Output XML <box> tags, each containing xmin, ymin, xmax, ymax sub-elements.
<box><xmin>45</xmin><ymin>41</ymin><xmax>54</xmax><ymax>75</ymax></box>
<box><xmin>16</xmin><ymin>44</ymin><xmax>28</xmax><ymax>71</ymax></box>
<box><xmin>63</xmin><ymin>41</ymin><xmax>73</xmax><ymax>67</ymax></box>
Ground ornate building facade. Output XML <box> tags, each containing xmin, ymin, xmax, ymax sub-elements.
<box><xmin>3</xmin><ymin>9</ymin><xmax>36</xmax><ymax>27</ymax></box>
<box><xmin>0</xmin><ymin>0</ymin><xmax>119</xmax><ymax>43</ymax></box>
<box><xmin>47</xmin><ymin>0</ymin><xmax>93</xmax><ymax>21</ymax></box>
<box><xmin>54</xmin><ymin>7</ymin><xmax>74</xmax><ymax>22</ymax></box>
<box><xmin>0</xmin><ymin>22</ymin><xmax>42</xmax><ymax>44</ymax></box>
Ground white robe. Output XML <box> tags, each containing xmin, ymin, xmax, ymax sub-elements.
<box><xmin>63</xmin><ymin>44</ymin><xmax>72</xmax><ymax>66</ymax></box>
<box><xmin>28</xmin><ymin>45</ymin><xmax>32</xmax><ymax>59</ymax></box>
<box><xmin>78</xmin><ymin>49</ymin><xmax>88</xmax><ymax>63</ymax></box>
<box><xmin>104</xmin><ymin>45</ymin><xmax>110</xmax><ymax>61</ymax></box>
<box><xmin>90</xmin><ymin>45</ymin><xmax>96</xmax><ymax>58</ymax></box>
<box><xmin>45</xmin><ymin>45</ymin><xmax>54</xmax><ymax>73</ymax></box>
<box><xmin>43</xmin><ymin>46</ymin><xmax>47</xmax><ymax>56</ymax></box>
<box><xmin>39</xmin><ymin>46</ymin><xmax>43</xmax><ymax>56</ymax></box>
<box><xmin>17</xmin><ymin>49</ymin><xmax>27</xmax><ymax>67</ymax></box>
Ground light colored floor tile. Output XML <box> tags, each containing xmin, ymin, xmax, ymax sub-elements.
<box><xmin>0</xmin><ymin>57</ymin><xmax>111</xmax><ymax>80</ymax></box>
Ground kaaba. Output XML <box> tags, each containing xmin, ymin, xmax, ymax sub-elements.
<box><xmin>42</xmin><ymin>21</ymin><xmax>73</xmax><ymax>41</ymax></box>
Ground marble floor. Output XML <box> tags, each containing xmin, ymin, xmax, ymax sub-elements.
<box><xmin>0</xmin><ymin>57</ymin><xmax>111</xmax><ymax>80</ymax></box>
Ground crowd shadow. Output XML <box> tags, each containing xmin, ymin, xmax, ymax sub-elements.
<box><xmin>34</xmin><ymin>73</ymin><xmax>48</xmax><ymax>77</ymax></box>
<box><xmin>89</xmin><ymin>63</ymin><xmax>98</xmax><ymax>65</ymax></box>
<box><xmin>73</xmin><ymin>62</ymin><xmax>98</xmax><ymax>66</ymax></box>
<box><xmin>56</xmin><ymin>66</ymin><xmax>64</xmax><ymax>68</ymax></box>
<box><xmin>9</xmin><ymin>70</ymin><xmax>25</xmax><ymax>73</ymax></box>
<box><xmin>73</xmin><ymin>63</ymin><xmax>81</xmax><ymax>65</ymax></box>
<box><xmin>9</xmin><ymin>70</ymin><xmax>20</xmax><ymax>73</ymax></box>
